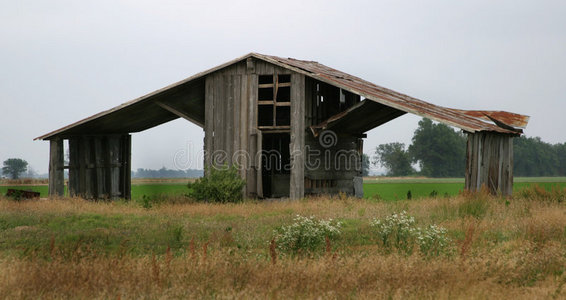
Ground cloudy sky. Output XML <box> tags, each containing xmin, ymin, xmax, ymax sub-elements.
<box><xmin>1</xmin><ymin>0</ymin><xmax>565</xmax><ymax>175</ymax></box>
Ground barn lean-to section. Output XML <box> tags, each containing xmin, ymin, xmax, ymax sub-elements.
<box><xmin>36</xmin><ymin>53</ymin><xmax>529</xmax><ymax>200</ymax></box>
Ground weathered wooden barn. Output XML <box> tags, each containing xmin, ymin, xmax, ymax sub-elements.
<box><xmin>36</xmin><ymin>53</ymin><xmax>529</xmax><ymax>199</ymax></box>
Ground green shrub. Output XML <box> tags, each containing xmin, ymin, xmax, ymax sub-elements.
<box><xmin>187</xmin><ymin>166</ymin><xmax>245</xmax><ymax>203</ymax></box>
<box><xmin>274</xmin><ymin>215</ymin><xmax>342</xmax><ymax>254</ymax></box>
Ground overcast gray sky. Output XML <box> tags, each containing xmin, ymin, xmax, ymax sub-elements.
<box><xmin>1</xmin><ymin>0</ymin><xmax>565</xmax><ymax>174</ymax></box>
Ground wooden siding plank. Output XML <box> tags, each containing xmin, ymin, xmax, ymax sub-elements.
<box><xmin>213</xmin><ymin>73</ymin><xmax>225</xmax><ymax>165</ymax></box>
<box><xmin>290</xmin><ymin>73</ymin><xmax>305</xmax><ymax>199</ymax></box>
<box><xmin>233</xmin><ymin>75</ymin><xmax>241</xmax><ymax>163</ymax></box>
<box><xmin>247</xmin><ymin>74</ymin><xmax>258</xmax><ymax>197</ymax></box>
<box><xmin>68</xmin><ymin>138</ymin><xmax>79</xmax><ymax>197</ymax></box>
<box><xmin>225</xmin><ymin>74</ymin><xmax>233</xmax><ymax>164</ymax></box>
<box><xmin>48</xmin><ymin>138</ymin><xmax>64</xmax><ymax>197</ymax></box>
<box><xmin>123</xmin><ymin>134</ymin><xmax>132</xmax><ymax>199</ymax></box>
<box><xmin>204</xmin><ymin>76</ymin><xmax>214</xmax><ymax>172</ymax></box>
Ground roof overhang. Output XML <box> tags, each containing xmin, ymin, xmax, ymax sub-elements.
<box><xmin>35</xmin><ymin>52</ymin><xmax>529</xmax><ymax>140</ymax></box>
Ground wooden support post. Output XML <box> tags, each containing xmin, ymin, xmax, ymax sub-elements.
<box><xmin>290</xmin><ymin>73</ymin><xmax>305</xmax><ymax>200</ymax></box>
<box><xmin>48</xmin><ymin>138</ymin><xmax>64</xmax><ymax>197</ymax></box>
<box><xmin>465</xmin><ymin>132</ymin><xmax>514</xmax><ymax>196</ymax></box>
<box><xmin>204</xmin><ymin>76</ymin><xmax>214</xmax><ymax>174</ymax></box>
<box><xmin>121</xmin><ymin>134</ymin><xmax>132</xmax><ymax>200</ymax></box>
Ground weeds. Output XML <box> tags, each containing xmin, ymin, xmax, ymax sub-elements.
<box><xmin>274</xmin><ymin>215</ymin><xmax>342</xmax><ymax>254</ymax></box>
<box><xmin>1</xmin><ymin>194</ymin><xmax>565</xmax><ymax>298</ymax></box>
<box><xmin>371</xmin><ymin>211</ymin><xmax>452</xmax><ymax>256</ymax></box>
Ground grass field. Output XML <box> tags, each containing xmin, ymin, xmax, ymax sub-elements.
<box><xmin>1</xmin><ymin>189</ymin><xmax>565</xmax><ymax>298</ymax></box>
<box><xmin>2</xmin><ymin>177</ymin><xmax>566</xmax><ymax>201</ymax></box>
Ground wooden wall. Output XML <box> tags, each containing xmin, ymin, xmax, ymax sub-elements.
<box><xmin>67</xmin><ymin>134</ymin><xmax>131</xmax><ymax>199</ymax></box>
<box><xmin>204</xmin><ymin>59</ymin><xmax>302</xmax><ymax>198</ymax></box>
<box><xmin>465</xmin><ymin>132</ymin><xmax>514</xmax><ymax>196</ymax></box>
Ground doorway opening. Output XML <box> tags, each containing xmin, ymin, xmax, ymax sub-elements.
<box><xmin>261</xmin><ymin>132</ymin><xmax>290</xmax><ymax>198</ymax></box>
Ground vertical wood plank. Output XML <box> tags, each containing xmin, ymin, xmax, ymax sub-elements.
<box><xmin>247</xmin><ymin>74</ymin><xmax>258</xmax><ymax>197</ymax></box>
<box><xmin>290</xmin><ymin>72</ymin><xmax>305</xmax><ymax>200</ymax></box>
<box><xmin>108</xmin><ymin>136</ymin><xmax>120</xmax><ymax>199</ymax></box>
<box><xmin>124</xmin><ymin>134</ymin><xmax>132</xmax><ymax>199</ymax></box>
<box><xmin>214</xmin><ymin>73</ymin><xmax>225</xmax><ymax>165</ymax></box>
<box><xmin>94</xmin><ymin>137</ymin><xmax>105</xmax><ymax>198</ymax></box>
<box><xmin>68</xmin><ymin>138</ymin><xmax>79</xmax><ymax>197</ymax></box>
<box><xmin>256</xmin><ymin>130</ymin><xmax>263</xmax><ymax>198</ymax></box>
<box><xmin>204</xmin><ymin>75</ymin><xmax>214</xmax><ymax>173</ymax></box>
<box><xmin>225</xmin><ymin>74</ymin><xmax>233</xmax><ymax>164</ymax></box>
<box><xmin>239</xmin><ymin>74</ymin><xmax>249</xmax><ymax>195</ymax></box>
<box><xmin>48</xmin><ymin>138</ymin><xmax>64</xmax><ymax>197</ymax></box>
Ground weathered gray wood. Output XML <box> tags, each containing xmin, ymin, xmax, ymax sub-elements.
<box><xmin>233</xmin><ymin>75</ymin><xmax>241</xmax><ymax>156</ymax></box>
<box><xmin>256</xmin><ymin>129</ymin><xmax>263</xmax><ymax>198</ymax></box>
<box><xmin>353</xmin><ymin>176</ymin><xmax>363</xmax><ymax>198</ymax></box>
<box><xmin>204</xmin><ymin>76</ymin><xmax>214</xmax><ymax>172</ymax></box>
<box><xmin>240</xmin><ymin>74</ymin><xmax>249</xmax><ymax>184</ymax></box>
<box><xmin>465</xmin><ymin>132</ymin><xmax>514</xmax><ymax>196</ymax></box>
<box><xmin>213</xmin><ymin>73</ymin><xmax>225</xmax><ymax>165</ymax></box>
<box><xmin>68</xmin><ymin>138</ymin><xmax>80</xmax><ymax>197</ymax></box>
<box><xmin>123</xmin><ymin>134</ymin><xmax>132</xmax><ymax>199</ymax></box>
<box><xmin>108</xmin><ymin>136</ymin><xmax>121</xmax><ymax>198</ymax></box>
<box><xmin>48</xmin><ymin>138</ymin><xmax>64</xmax><ymax>197</ymax></box>
<box><xmin>290</xmin><ymin>73</ymin><xmax>305</xmax><ymax>199</ymax></box>
<box><xmin>247</xmin><ymin>74</ymin><xmax>258</xmax><ymax>197</ymax></box>
<box><xmin>94</xmin><ymin>137</ymin><xmax>106</xmax><ymax>198</ymax></box>
<box><xmin>225</xmin><ymin>75</ymin><xmax>233</xmax><ymax>164</ymax></box>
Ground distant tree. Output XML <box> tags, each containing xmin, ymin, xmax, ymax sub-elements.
<box><xmin>361</xmin><ymin>153</ymin><xmax>370</xmax><ymax>176</ymax></box>
<box><xmin>373</xmin><ymin>142</ymin><xmax>414</xmax><ymax>176</ymax></box>
<box><xmin>408</xmin><ymin>118</ymin><xmax>466</xmax><ymax>177</ymax></box>
<box><xmin>513</xmin><ymin>136</ymin><xmax>561</xmax><ymax>176</ymax></box>
<box><xmin>2</xmin><ymin>158</ymin><xmax>28</xmax><ymax>179</ymax></box>
<box><xmin>23</xmin><ymin>166</ymin><xmax>38</xmax><ymax>178</ymax></box>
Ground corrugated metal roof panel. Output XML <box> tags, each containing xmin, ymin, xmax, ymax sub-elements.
<box><xmin>255</xmin><ymin>53</ymin><xmax>529</xmax><ymax>134</ymax></box>
<box><xmin>36</xmin><ymin>52</ymin><xmax>529</xmax><ymax>140</ymax></box>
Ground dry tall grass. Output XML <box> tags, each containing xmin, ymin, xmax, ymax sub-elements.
<box><xmin>0</xmin><ymin>189</ymin><xmax>565</xmax><ymax>299</ymax></box>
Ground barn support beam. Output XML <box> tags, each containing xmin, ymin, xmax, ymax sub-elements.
<box><xmin>48</xmin><ymin>138</ymin><xmax>64</xmax><ymax>197</ymax></box>
<box><xmin>465</xmin><ymin>132</ymin><xmax>514</xmax><ymax>196</ymax></box>
<box><xmin>290</xmin><ymin>73</ymin><xmax>305</xmax><ymax>200</ymax></box>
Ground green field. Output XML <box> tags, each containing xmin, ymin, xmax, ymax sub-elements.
<box><xmin>2</xmin><ymin>177</ymin><xmax>566</xmax><ymax>200</ymax></box>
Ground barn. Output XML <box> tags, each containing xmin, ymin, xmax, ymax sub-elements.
<box><xmin>35</xmin><ymin>53</ymin><xmax>529</xmax><ymax>200</ymax></box>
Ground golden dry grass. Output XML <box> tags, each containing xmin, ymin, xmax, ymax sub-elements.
<box><xmin>0</xmin><ymin>191</ymin><xmax>565</xmax><ymax>299</ymax></box>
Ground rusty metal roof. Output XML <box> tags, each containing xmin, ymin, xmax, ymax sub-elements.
<box><xmin>36</xmin><ymin>52</ymin><xmax>529</xmax><ymax>140</ymax></box>
<box><xmin>254</xmin><ymin>53</ymin><xmax>529</xmax><ymax>134</ymax></box>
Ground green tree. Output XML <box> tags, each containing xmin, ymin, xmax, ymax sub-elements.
<box><xmin>361</xmin><ymin>153</ymin><xmax>370</xmax><ymax>176</ymax></box>
<box><xmin>2</xmin><ymin>158</ymin><xmax>28</xmax><ymax>179</ymax></box>
<box><xmin>373</xmin><ymin>143</ymin><xmax>414</xmax><ymax>176</ymax></box>
<box><xmin>408</xmin><ymin>118</ymin><xmax>466</xmax><ymax>177</ymax></box>
<box><xmin>513</xmin><ymin>136</ymin><xmax>560</xmax><ymax>176</ymax></box>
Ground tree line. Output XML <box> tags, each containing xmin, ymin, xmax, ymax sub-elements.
<box><xmin>373</xmin><ymin>118</ymin><xmax>566</xmax><ymax>177</ymax></box>
<box><xmin>132</xmin><ymin>168</ymin><xmax>203</xmax><ymax>178</ymax></box>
